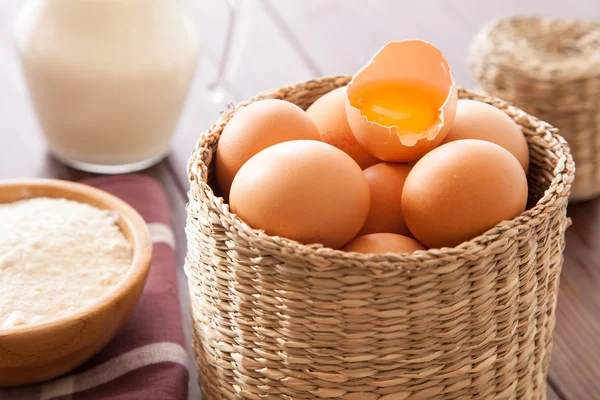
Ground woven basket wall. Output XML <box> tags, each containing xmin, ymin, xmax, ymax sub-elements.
<box><xmin>469</xmin><ymin>16</ymin><xmax>600</xmax><ymax>202</ymax></box>
<box><xmin>185</xmin><ymin>76</ymin><xmax>575</xmax><ymax>400</ymax></box>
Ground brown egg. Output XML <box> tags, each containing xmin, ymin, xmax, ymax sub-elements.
<box><xmin>402</xmin><ymin>140</ymin><xmax>528</xmax><ymax>249</ymax></box>
<box><xmin>342</xmin><ymin>233</ymin><xmax>425</xmax><ymax>254</ymax></box>
<box><xmin>230</xmin><ymin>140</ymin><xmax>370</xmax><ymax>249</ymax></box>
<box><xmin>358</xmin><ymin>163</ymin><xmax>412</xmax><ymax>236</ymax></box>
<box><xmin>346</xmin><ymin>40</ymin><xmax>458</xmax><ymax>162</ymax></box>
<box><xmin>442</xmin><ymin>99</ymin><xmax>530</xmax><ymax>172</ymax></box>
<box><xmin>307</xmin><ymin>87</ymin><xmax>379</xmax><ymax>169</ymax></box>
<box><xmin>216</xmin><ymin>99</ymin><xmax>320</xmax><ymax>199</ymax></box>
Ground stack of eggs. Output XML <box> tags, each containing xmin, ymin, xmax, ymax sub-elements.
<box><xmin>216</xmin><ymin>41</ymin><xmax>529</xmax><ymax>254</ymax></box>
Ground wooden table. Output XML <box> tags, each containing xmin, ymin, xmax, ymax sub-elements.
<box><xmin>1</xmin><ymin>1</ymin><xmax>598</xmax><ymax>399</ymax></box>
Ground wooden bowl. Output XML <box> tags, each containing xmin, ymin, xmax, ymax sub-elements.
<box><xmin>0</xmin><ymin>179</ymin><xmax>152</xmax><ymax>387</ymax></box>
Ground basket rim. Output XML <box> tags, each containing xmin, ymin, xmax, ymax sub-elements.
<box><xmin>469</xmin><ymin>16</ymin><xmax>600</xmax><ymax>81</ymax></box>
<box><xmin>187</xmin><ymin>75</ymin><xmax>575</xmax><ymax>269</ymax></box>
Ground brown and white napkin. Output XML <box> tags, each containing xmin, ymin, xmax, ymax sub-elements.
<box><xmin>0</xmin><ymin>175</ymin><xmax>189</xmax><ymax>400</ymax></box>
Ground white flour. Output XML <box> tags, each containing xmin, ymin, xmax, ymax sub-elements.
<box><xmin>0</xmin><ymin>197</ymin><xmax>132</xmax><ymax>329</ymax></box>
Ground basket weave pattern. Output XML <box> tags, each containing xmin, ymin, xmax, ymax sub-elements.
<box><xmin>469</xmin><ymin>17</ymin><xmax>600</xmax><ymax>202</ymax></box>
<box><xmin>185</xmin><ymin>76</ymin><xmax>574</xmax><ymax>399</ymax></box>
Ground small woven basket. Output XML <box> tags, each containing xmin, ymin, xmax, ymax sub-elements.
<box><xmin>185</xmin><ymin>76</ymin><xmax>574</xmax><ymax>399</ymax></box>
<box><xmin>469</xmin><ymin>16</ymin><xmax>600</xmax><ymax>202</ymax></box>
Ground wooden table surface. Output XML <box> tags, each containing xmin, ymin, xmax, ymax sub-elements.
<box><xmin>1</xmin><ymin>1</ymin><xmax>598</xmax><ymax>399</ymax></box>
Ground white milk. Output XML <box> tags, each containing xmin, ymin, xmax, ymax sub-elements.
<box><xmin>14</xmin><ymin>0</ymin><xmax>200</xmax><ymax>173</ymax></box>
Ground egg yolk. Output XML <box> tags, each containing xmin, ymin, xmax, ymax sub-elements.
<box><xmin>354</xmin><ymin>81</ymin><xmax>443</xmax><ymax>133</ymax></box>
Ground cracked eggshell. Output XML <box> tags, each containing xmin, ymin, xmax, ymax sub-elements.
<box><xmin>346</xmin><ymin>40</ymin><xmax>458</xmax><ymax>162</ymax></box>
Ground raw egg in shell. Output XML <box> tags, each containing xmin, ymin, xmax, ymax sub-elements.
<box><xmin>346</xmin><ymin>40</ymin><xmax>458</xmax><ymax>162</ymax></box>
<box><xmin>307</xmin><ymin>86</ymin><xmax>379</xmax><ymax>169</ymax></box>
<box><xmin>342</xmin><ymin>233</ymin><xmax>425</xmax><ymax>254</ymax></box>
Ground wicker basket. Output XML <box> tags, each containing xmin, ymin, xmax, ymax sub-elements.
<box><xmin>185</xmin><ymin>76</ymin><xmax>574</xmax><ymax>399</ymax></box>
<box><xmin>469</xmin><ymin>16</ymin><xmax>600</xmax><ymax>202</ymax></box>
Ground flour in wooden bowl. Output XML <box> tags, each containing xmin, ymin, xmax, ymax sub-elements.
<box><xmin>0</xmin><ymin>197</ymin><xmax>132</xmax><ymax>329</ymax></box>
